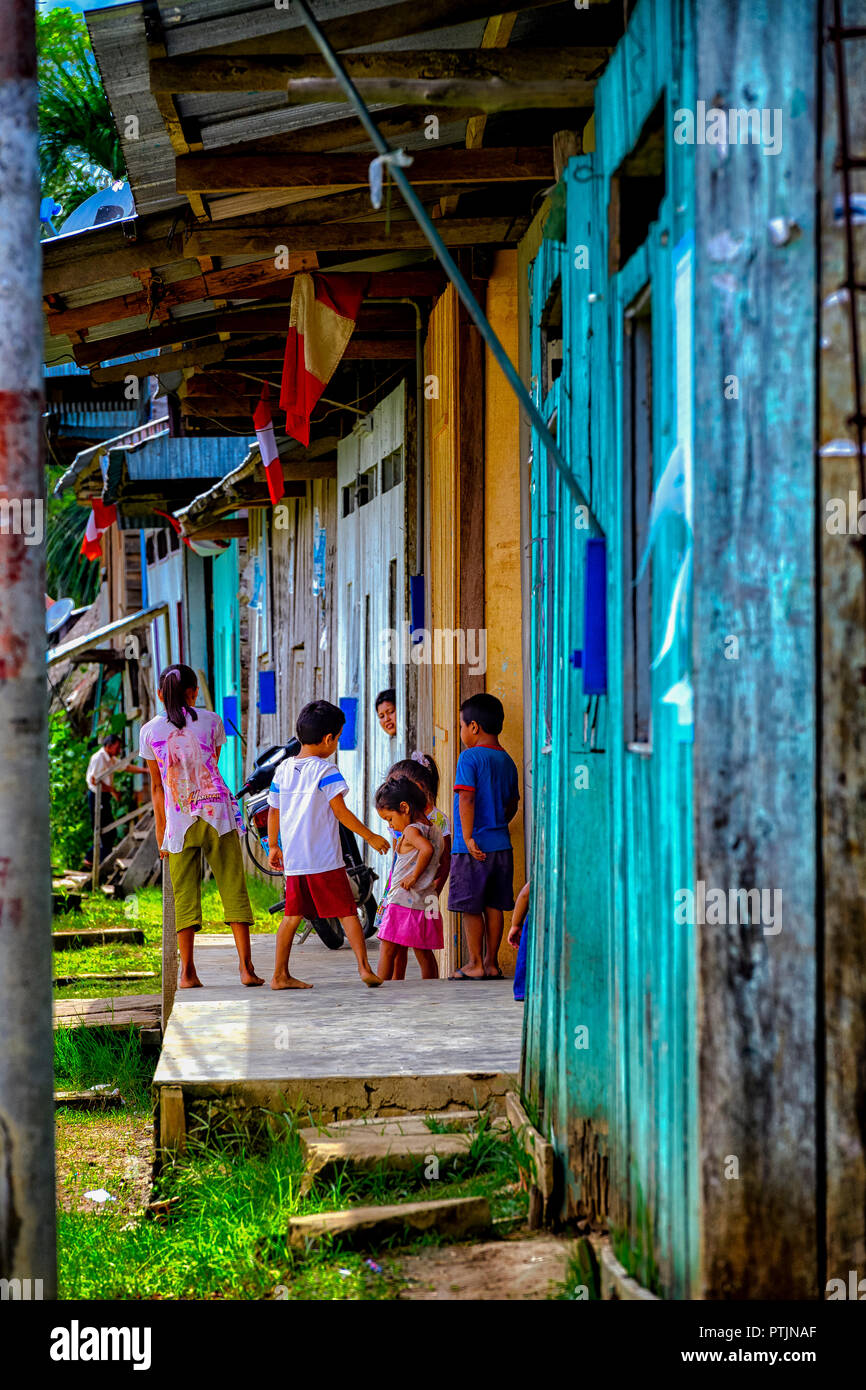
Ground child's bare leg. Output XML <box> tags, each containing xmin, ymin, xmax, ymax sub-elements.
<box><xmin>377</xmin><ymin>939</ymin><xmax>399</xmax><ymax>980</ymax></box>
<box><xmin>271</xmin><ymin>914</ymin><xmax>312</xmax><ymax>989</ymax></box>
<box><xmin>392</xmin><ymin>945</ymin><xmax>408</xmax><ymax>979</ymax></box>
<box><xmin>339</xmin><ymin>914</ymin><xmax>381</xmax><ymax>987</ymax></box>
<box><xmin>482</xmin><ymin>908</ymin><xmax>505</xmax><ymax>977</ymax></box>
<box><xmin>230</xmin><ymin>921</ymin><xmax>264</xmax><ymax>986</ymax></box>
<box><xmin>177</xmin><ymin>927</ymin><xmax>202</xmax><ymax>988</ymax></box>
<box><xmin>413</xmin><ymin>948</ymin><xmax>439</xmax><ymax>979</ymax></box>
<box><xmin>451</xmin><ymin>913</ymin><xmax>485</xmax><ymax>978</ymax></box>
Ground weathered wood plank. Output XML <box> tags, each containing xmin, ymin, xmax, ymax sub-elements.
<box><xmin>152</xmin><ymin>49</ymin><xmax>609</xmax><ymax>94</ymax></box>
<box><xmin>53</xmin><ymin>994</ymin><xmax>161</xmax><ymax>1032</ymax></box>
<box><xmin>175</xmin><ymin>148</ymin><xmax>553</xmax><ymax>193</ymax></box>
<box><xmin>52</xmin><ymin>927</ymin><xmax>145</xmax><ymax>949</ymax></box>
<box><xmin>184</xmin><ymin>218</ymin><xmax>528</xmax><ymax>259</ymax></box>
<box><xmin>280</xmin><ymin>77</ymin><xmax>591</xmax><ymax>110</ymax></box>
<box><xmin>202</xmin><ymin>0</ymin><xmax>564</xmax><ymax>58</ymax></box>
<box><xmin>693</xmin><ymin>0</ymin><xmax>818</xmax><ymax>1299</ymax></box>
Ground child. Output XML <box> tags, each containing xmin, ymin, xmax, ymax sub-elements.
<box><xmin>507</xmin><ymin>882</ymin><xmax>531</xmax><ymax>1002</ymax></box>
<box><xmin>448</xmin><ymin>693</ymin><xmax>520</xmax><ymax>981</ymax></box>
<box><xmin>389</xmin><ymin>753</ymin><xmax>452</xmax><ymax>895</ymax></box>
<box><xmin>374</xmin><ymin>777</ymin><xmax>444</xmax><ymax>980</ymax></box>
<box><xmin>267</xmin><ymin>699</ymin><xmax>389</xmax><ymax>989</ymax></box>
<box><xmin>141</xmin><ymin>663</ymin><xmax>262</xmax><ymax>989</ymax></box>
<box><xmin>379</xmin><ymin>753</ymin><xmax>451</xmax><ymax>980</ymax></box>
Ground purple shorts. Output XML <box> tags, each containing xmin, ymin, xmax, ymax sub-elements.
<box><xmin>448</xmin><ymin>848</ymin><xmax>514</xmax><ymax>914</ymax></box>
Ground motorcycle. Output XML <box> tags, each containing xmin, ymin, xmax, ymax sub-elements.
<box><xmin>236</xmin><ymin>738</ymin><xmax>380</xmax><ymax>949</ymax></box>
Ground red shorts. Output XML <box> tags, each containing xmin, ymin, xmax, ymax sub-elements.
<box><xmin>284</xmin><ymin>867</ymin><xmax>356</xmax><ymax>919</ymax></box>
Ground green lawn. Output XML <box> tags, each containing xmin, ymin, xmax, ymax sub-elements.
<box><xmin>53</xmin><ymin>875</ymin><xmax>282</xmax><ymax>1000</ymax></box>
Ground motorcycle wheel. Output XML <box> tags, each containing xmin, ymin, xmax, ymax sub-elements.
<box><xmin>311</xmin><ymin>917</ymin><xmax>345</xmax><ymax>950</ymax></box>
<box><xmin>358</xmin><ymin>896</ymin><xmax>379</xmax><ymax>940</ymax></box>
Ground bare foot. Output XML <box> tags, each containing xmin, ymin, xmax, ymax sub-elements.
<box><xmin>270</xmin><ymin>974</ymin><xmax>313</xmax><ymax>990</ymax></box>
<box><xmin>179</xmin><ymin>972</ymin><xmax>203</xmax><ymax>989</ymax></box>
<box><xmin>239</xmin><ymin>963</ymin><xmax>265</xmax><ymax>987</ymax></box>
<box><xmin>360</xmin><ymin>969</ymin><xmax>382</xmax><ymax>988</ymax></box>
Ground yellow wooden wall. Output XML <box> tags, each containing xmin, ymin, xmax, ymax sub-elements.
<box><xmin>426</xmin><ymin>285</ymin><xmax>461</xmax><ymax>976</ymax></box>
<box><xmin>484</xmin><ymin>249</ymin><xmax>524</xmax><ymax>973</ymax></box>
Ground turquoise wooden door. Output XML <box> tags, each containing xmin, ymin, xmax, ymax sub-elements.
<box><xmin>211</xmin><ymin>541</ymin><xmax>242</xmax><ymax>794</ymax></box>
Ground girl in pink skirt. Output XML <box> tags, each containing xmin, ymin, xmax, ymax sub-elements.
<box><xmin>374</xmin><ymin>776</ymin><xmax>444</xmax><ymax>981</ymax></box>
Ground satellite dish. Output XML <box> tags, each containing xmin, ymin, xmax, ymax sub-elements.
<box><xmin>58</xmin><ymin>182</ymin><xmax>135</xmax><ymax>237</ymax></box>
<box><xmin>46</xmin><ymin>597</ymin><xmax>75</xmax><ymax>635</ymax></box>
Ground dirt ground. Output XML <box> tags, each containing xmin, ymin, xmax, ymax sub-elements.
<box><xmin>392</xmin><ymin>1235</ymin><xmax>576</xmax><ymax>1300</ymax></box>
<box><xmin>55</xmin><ymin>1111</ymin><xmax>154</xmax><ymax>1214</ymax></box>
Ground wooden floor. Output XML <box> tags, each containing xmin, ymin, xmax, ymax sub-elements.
<box><xmin>155</xmin><ymin>934</ymin><xmax>522</xmax><ymax>1122</ymax></box>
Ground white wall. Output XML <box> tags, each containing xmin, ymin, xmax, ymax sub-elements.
<box><xmin>336</xmin><ymin>381</ymin><xmax>407</xmax><ymax>834</ymax></box>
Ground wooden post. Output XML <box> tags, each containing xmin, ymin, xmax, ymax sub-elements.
<box><xmin>0</xmin><ymin>0</ymin><xmax>57</xmax><ymax>1297</ymax></box>
<box><xmin>158</xmin><ymin>1085</ymin><xmax>186</xmax><ymax>1156</ymax></box>
<box><xmin>91</xmin><ymin>789</ymin><xmax>102</xmax><ymax>893</ymax></box>
<box><xmin>161</xmin><ymin>858</ymin><xmax>177</xmax><ymax>1028</ymax></box>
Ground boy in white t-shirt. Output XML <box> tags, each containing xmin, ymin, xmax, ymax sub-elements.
<box><xmin>267</xmin><ymin>699</ymin><xmax>389</xmax><ymax>989</ymax></box>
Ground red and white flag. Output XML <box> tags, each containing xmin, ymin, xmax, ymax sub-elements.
<box><xmin>80</xmin><ymin>498</ymin><xmax>117</xmax><ymax>560</ymax></box>
<box><xmin>280</xmin><ymin>273</ymin><xmax>367</xmax><ymax>446</ymax></box>
<box><xmin>253</xmin><ymin>384</ymin><xmax>284</xmax><ymax>506</ymax></box>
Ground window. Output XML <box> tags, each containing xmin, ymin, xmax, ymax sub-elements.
<box><xmin>169</xmin><ymin>526</ymin><xmax>180</xmax><ymax>553</ymax></box>
<box><xmin>608</xmin><ymin>97</ymin><xmax>666</xmax><ymax>275</ymax></box>
<box><xmin>357</xmin><ymin>466</ymin><xmax>377</xmax><ymax>507</ymax></box>
<box><xmin>623</xmin><ymin>285</ymin><xmax>653</xmax><ymax>749</ymax></box>
<box><xmin>540</xmin><ymin>278</ymin><xmax>563</xmax><ymax>398</ymax></box>
<box><xmin>381</xmin><ymin>446</ymin><xmax>404</xmax><ymax>493</ymax></box>
<box><xmin>342</xmin><ymin>483</ymin><xmax>355</xmax><ymax>517</ymax></box>
<box><xmin>145</xmin><ymin>533</ymin><xmax>155</xmax><ymax>566</ymax></box>
<box><xmin>156</xmin><ymin>529</ymin><xmax>168</xmax><ymax>561</ymax></box>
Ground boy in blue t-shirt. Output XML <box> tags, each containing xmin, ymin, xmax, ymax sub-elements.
<box><xmin>448</xmin><ymin>694</ymin><xmax>520</xmax><ymax>980</ymax></box>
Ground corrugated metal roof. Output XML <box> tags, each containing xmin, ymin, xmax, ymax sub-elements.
<box><xmin>86</xmin><ymin>0</ymin><xmax>494</xmax><ymax>215</ymax></box>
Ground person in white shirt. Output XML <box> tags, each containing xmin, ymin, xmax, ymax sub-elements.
<box><xmin>267</xmin><ymin>699</ymin><xmax>389</xmax><ymax>989</ymax></box>
<box><xmin>84</xmin><ymin>734</ymin><xmax>122</xmax><ymax>867</ymax></box>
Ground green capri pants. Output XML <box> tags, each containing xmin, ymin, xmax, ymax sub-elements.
<box><xmin>168</xmin><ymin>819</ymin><xmax>253</xmax><ymax>933</ymax></box>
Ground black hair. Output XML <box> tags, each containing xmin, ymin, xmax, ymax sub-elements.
<box><xmin>296</xmin><ymin>699</ymin><xmax>345</xmax><ymax>745</ymax></box>
<box><xmin>375</xmin><ymin>688</ymin><xmax>396</xmax><ymax>711</ymax></box>
<box><xmin>159</xmin><ymin>664</ymin><xmax>199</xmax><ymax>731</ymax></box>
<box><xmin>103</xmin><ymin>733</ymin><xmax>123</xmax><ymax>750</ymax></box>
<box><xmin>388</xmin><ymin>752</ymin><xmax>439</xmax><ymax>801</ymax></box>
<box><xmin>374</xmin><ymin>775</ymin><xmax>427</xmax><ymax>819</ymax></box>
<box><xmin>460</xmin><ymin>692</ymin><xmax>504</xmax><ymax>735</ymax></box>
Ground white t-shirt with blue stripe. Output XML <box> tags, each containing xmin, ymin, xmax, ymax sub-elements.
<box><xmin>266</xmin><ymin>755</ymin><xmax>349</xmax><ymax>876</ymax></box>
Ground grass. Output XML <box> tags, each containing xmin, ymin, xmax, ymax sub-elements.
<box><xmin>52</xmin><ymin>875</ymin><xmax>282</xmax><ymax>1001</ymax></box>
<box><xmin>57</xmin><ymin>1101</ymin><xmax>528</xmax><ymax>1300</ymax></box>
<box><xmin>54</xmin><ymin>1025</ymin><xmax>157</xmax><ymax>1109</ymax></box>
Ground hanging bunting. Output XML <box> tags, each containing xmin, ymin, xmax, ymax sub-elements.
<box><xmin>80</xmin><ymin>497</ymin><xmax>117</xmax><ymax>561</ymax></box>
<box><xmin>253</xmin><ymin>384</ymin><xmax>285</xmax><ymax>506</ymax></box>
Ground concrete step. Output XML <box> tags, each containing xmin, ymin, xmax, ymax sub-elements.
<box><xmin>288</xmin><ymin>1195</ymin><xmax>491</xmax><ymax>1250</ymax></box>
<box><xmin>52</xmin><ymin>927</ymin><xmax>145</xmax><ymax>950</ymax></box>
<box><xmin>305</xmin><ymin>1110</ymin><xmax>495</xmax><ymax>1137</ymax></box>
<box><xmin>299</xmin><ymin>1111</ymin><xmax>507</xmax><ymax>1188</ymax></box>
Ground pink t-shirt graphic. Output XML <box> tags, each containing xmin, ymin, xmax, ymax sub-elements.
<box><xmin>140</xmin><ymin>709</ymin><xmax>244</xmax><ymax>852</ymax></box>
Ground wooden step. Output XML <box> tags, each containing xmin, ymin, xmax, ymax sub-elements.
<box><xmin>287</xmin><ymin>1195</ymin><xmax>491</xmax><ymax>1250</ymax></box>
<box><xmin>299</xmin><ymin>1112</ymin><xmax>504</xmax><ymax>1188</ymax></box>
<box><xmin>52</xmin><ymin>927</ymin><xmax>145</xmax><ymax>950</ymax></box>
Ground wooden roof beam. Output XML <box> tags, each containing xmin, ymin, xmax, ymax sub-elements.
<box><xmin>184</xmin><ymin>217</ymin><xmax>527</xmax><ymax>259</ymax></box>
<box><xmin>151</xmin><ymin>49</ymin><xmax>609</xmax><ymax>94</ymax></box>
<box><xmin>200</xmin><ymin>0</ymin><xmax>565</xmax><ymax>58</ymax></box>
<box><xmin>176</xmin><ymin>148</ymin><xmax>552</xmax><ymax>194</ymax></box>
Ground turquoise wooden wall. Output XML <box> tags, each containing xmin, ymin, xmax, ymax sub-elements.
<box><xmin>524</xmin><ymin>0</ymin><xmax>700</xmax><ymax>1298</ymax></box>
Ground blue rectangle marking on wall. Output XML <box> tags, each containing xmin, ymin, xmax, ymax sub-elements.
<box><xmin>410</xmin><ymin>573</ymin><xmax>425</xmax><ymax>642</ymax></box>
<box><xmin>339</xmin><ymin>696</ymin><xmax>359</xmax><ymax>750</ymax></box>
<box><xmin>258</xmin><ymin>670</ymin><xmax>277</xmax><ymax>715</ymax></box>
<box><xmin>222</xmin><ymin>694</ymin><xmax>240</xmax><ymax>737</ymax></box>
<box><xmin>583</xmin><ymin>538</ymin><xmax>607</xmax><ymax>696</ymax></box>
